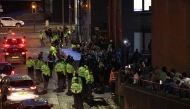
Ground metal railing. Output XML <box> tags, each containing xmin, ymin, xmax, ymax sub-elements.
<box><xmin>125</xmin><ymin>76</ymin><xmax>190</xmax><ymax>99</ymax></box>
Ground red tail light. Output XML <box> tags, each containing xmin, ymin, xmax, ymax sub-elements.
<box><xmin>5</xmin><ymin>52</ymin><xmax>9</xmax><ymax>55</ymax></box>
<box><xmin>8</xmin><ymin>87</ymin><xmax>15</xmax><ymax>91</ymax></box>
<box><xmin>11</xmin><ymin>33</ymin><xmax>15</xmax><ymax>35</ymax></box>
<box><xmin>30</xmin><ymin>86</ymin><xmax>36</xmax><ymax>90</ymax></box>
<box><xmin>19</xmin><ymin>44</ymin><xmax>24</xmax><ymax>47</ymax></box>
<box><xmin>22</xmin><ymin>39</ymin><xmax>25</xmax><ymax>43</ymax></box>
<box><xmin>4</xmin><ymin>44</ymin><xmax>10</xmax><ymax>47</ymax></box>
<box><xmin>11</xmin><ymin>71</ymin><xmax>15</xmax><ymax>75</ymax></box>
<box><xmin>22</xmin><ymin>52</ymin><xmax>25</xmax><ymax>55</ymax></box>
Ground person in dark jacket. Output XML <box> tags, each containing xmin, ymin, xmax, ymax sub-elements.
<box><xmin>162</xmin><ymin>66</ymin><xmax>170</xmax><ymax>77</ymax></box>
<box><xmin>92</xmin><ymin>63</ymin><xmax>100</xmax><ymax>88</ymax></box>
<box><xmin>132</xmin><ymin>49</ymin><xmax>142</xmax><ymax>65</ymax></box>
<box><xmin>47</xmin><ymin>51</ymin><xmax>55</xmax><ymax>77</ymax></box>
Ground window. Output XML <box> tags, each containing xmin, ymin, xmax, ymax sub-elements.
<box><xmin>134</xmin><ymin>32</ymin><xmax>151</xmax><ymax>52</ymax></box>
<box><xmin>134</xmin><ymin>0</ymin><xmax>151</xmax><ymax>12</ymax></box>
<box><xmin>134</xmin><ymin>0</ymin><xmax>142</xmax><ymax>11</ymax></box>
<box><xmin>10</xmin><ymin>80</ymin><xmax>34</xmax><ymax>87</ymax></box>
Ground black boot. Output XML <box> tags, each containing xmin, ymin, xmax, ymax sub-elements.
<box><xmin>66</xmin><ymin>91</ymin><xmax>72</xmax><ymax>96</ymax></box>
<box><xmin>53</xmin><ymin>88</ymin><xmax>58</xmax><ymax>92</ymax></box>
<box><xmin>38</xmin><ymin>90</ymin><xmax>47</xmax><ymax>95</ymax></box>
<box><xmin>56</xmin><ymin>88</ymin><xmax>65</xmax><ymax>93</ymax></box>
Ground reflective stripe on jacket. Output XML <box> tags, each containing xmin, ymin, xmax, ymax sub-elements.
<box><xmin>71</xmin><ymin>83</ymin><xmax>82</xmax><ymax>93</ymax></box>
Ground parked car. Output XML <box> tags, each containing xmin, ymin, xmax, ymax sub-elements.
<box><xmin>1</xmin><ymin>74</ymin><xmax>38</xmax><ymax>108</ymax></box>
<box><xmin>0</xmin><ymin>62</ymin><xmax>15</xmax><ymax>81</ymax></box>
<box><xmin>15</xmin><ymin>98</ymin><xmax>53</xmax><ymax>109</ymax></box>
<box><xmin>0</xmin><ymin>17</ymin><xmax>24</xmax><ymax>28</ymax></box>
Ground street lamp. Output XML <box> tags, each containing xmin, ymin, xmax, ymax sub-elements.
<box><xmin>123</xmin><ymin>39</ymin><xmax>130</xmax><ymax>66</ymax></box>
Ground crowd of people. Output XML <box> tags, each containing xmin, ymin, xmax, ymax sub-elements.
<box><xmin>25</xmin><ymin>27</ymin><xmax>122</xmax><ymax>109</ymax></box>
<box><xmin>124</xmin><ymin>56</ymin><xmax>190</xmax><ymax>99</ymax></box>
<box><xmin>25</xmin><ymin>25</ymin><xmax>190</xmax><ymax>109</ymax></box>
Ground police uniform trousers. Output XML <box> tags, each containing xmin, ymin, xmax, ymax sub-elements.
<box><xmin>110</xmin><ymin>82</ymin><xmax>115</xmax><ymax>94</ymax></box>
<box><xmin>27</xmin><ymin>66</ymin><xmax>34</xmax><ymax>80</ymax></box>
<box><xmin>57</xmin><ymin>72</ymin><xmax>65</xmax><ymax>90</ymax></box>
<box><xmin>43</xmin><ymin>74</ymin><xmax>50</xmax><ymax>90</ymax></box>
<box><xmin>48</xmin><ymin>62</ymin><xmax>54</xmax><ymax>76</ymax></box>
<box><xmin>36</xmin><ymin>69</ymin><xmax>43</xmax><ymax>83</ymax></box>
<box><xmin>80</xmin><ymin>76</ymin><xmax>87</xmax><ymax>100</ymax></box>
<box><xmin>73</xmin><ymin>93</ymin><xmax>83</xmax><ymax>109</ymax></box>
<box><xmin>67</xmin><ymin>73</ymin><xmax>73</xmax><ymax>94</ymax></box>
<box><xmin>87</xmin><ymin>83</ymin><xmax>93</xmax><ymax>105</ymax></box>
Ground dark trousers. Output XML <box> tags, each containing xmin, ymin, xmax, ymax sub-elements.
<box><xmin>63</xmin><ymin>74</ymin><xmax>66</xmax><ymax>88</ymax></box>
<box><xmin>80</xmin><ymin>76</ymin><xmax>87</xmax><ymax>100</ymax></box>
<box><xmin>64</xmin><ymin>37</ymin><xmax>67</xmax><ymax>46</ymax></box>
<box><xmin>87</xmin><ymin>84</ymin><xmax>93</xmax><ymax>104</ymax></box>
<box><xmin>36</xmin><ymin>69</ymin><xmax>43</xmax><ymax>83</ymax></box>
<box><xmin>57</xmin><ymin>72</ymin><xmax>65</xmax><ymax>90</ymax></box>
<box><xmin>110</xmin><ymin>82</ymin><xmax>115</xmax><ymax>94</ymax></box>
<box><xmin>27</xmin><ymin>67</ymin><xmax>34</xmax><ymax>80</ymax></box>
<box><xmin>67</xmin><ymin>73</ymin><xmax>73</xmax><ymax>93</ymax></box>
<box><xmin>43</xmin><ymin>74</ymin><xmax>50</xmax><ymax>90</ymax></box>
<box><xmin>93</xmin><ymin>75</ymin><xmax>99</xmax><ymax>88</ymax></box>
<box><xmin>73</xmin><ymin>93</ymin><xmax>83</xmax><ymax>109</ymax></box>
<box><xmin>48</xmin><ymin>62</ymin><xmax>54</xmax><ymax>76</ymax></box>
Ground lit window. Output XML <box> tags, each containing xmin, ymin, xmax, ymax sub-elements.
<box><xmin>134</xmin><ymin>0</ymin><xmax>151</xmax><ymax>11</ymax></box>
<box><xmin>144</xmin><ymin>0</ymin><xmax>151</xmax><ymax>11</ymax></box>
<box><xmin>134</xmin><ymin>0</ymin><xmax>142</xmax><ymax>11</ymax></box>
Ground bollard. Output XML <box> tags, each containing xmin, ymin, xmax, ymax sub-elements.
<box><xmin>45</xmin><ymin>20</ymin><xmax>49</xmax><ymax>27</ymax></box>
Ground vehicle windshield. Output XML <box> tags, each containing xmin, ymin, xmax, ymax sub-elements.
<box><xmin>10</xmin><ymin>80</ymin><xmax>34</xmax><ymax>87</ymax></box>
<box><xmin>6</xmin><ymin>39</ymin><xmax>22</xmax><ymax>45</ymax></box>
<box><xmin>24</xmin><ymin>106</ymin><xmax>50</xmax><ymax>109</ymax></box>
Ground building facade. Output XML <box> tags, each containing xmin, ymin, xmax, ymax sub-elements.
<box><xmin>107</xmin><ymin>0</ymin><xmax>152</xmax><ymax>53</ymax></box>
<box><xmin>152</xmin><ymin>0</ymin><xmax>190</xmax><ymax>75</ymax></box>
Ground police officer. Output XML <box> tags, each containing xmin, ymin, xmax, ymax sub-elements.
<box><xmin>50</xmin><ymin>43</ymin><xmax>57</xmax><ymax>57</ymax></box>
<box><xmin>78</xmin><ymin>63</ymin><xmax>86</xmax><ymax>99</ymax></box>
<box><xmin>66</xmin><ymin>59</ymin><xmax>74</xmax><ymax>96</ymax></box>
<box><xmin>52</xmin><ymin>32</ymin><xmax>59</xmax><ymax>46</ymax></box>
<box><xmin>39</xmin><ymin>61</ymin><xmax>50</xmax><ymax>95</ymax></box>
<box><xmin>35</xmin><ymin>57</ymin><xmax>44</xmax><ymax>84</ymax></box>
<box><xmin>54</xmin><ymin>59</ymin><xmax>66</xmax><ymax>92</ymax></box>
<box><xmin>25</xmin><ymin>57</ymin><xmax>35</xmax><ymax>80</ymax></box>
<box><xmin>64</xmin><ymin>28</ymin><xmax>71</xmax><ymax>46</ymax></box>
<box><xmin>71</xmin><ymin>79</ymin><xmax>83</xmax><ymax>109</ymax></box>
<box><xmin>60</xmin><ymin>56</ymin><xmax>67</xmax><ymax>89</ymax></box>
<box><xmin>83</xmin><ymin>65</ymin><xmax>90</xmax><ymax>101</ymax></box>
<box><xmin>86</xmin><ymin>70</ymin><xmax>94</xmax><ymax>105</ymax></box>
<box><xmin>39</xmin><ymin>31</ymin><xmax>45</xmax><ymax>47</ymax></box>
<box><xmin>8</xmin><ymin>28</ymin><xmax>12</xmax><ymax>34</ymax></box>
<box><xmin>47</xmin><ymin>51</ymin><xmax>55</xmax><ymax>77</ymax></box>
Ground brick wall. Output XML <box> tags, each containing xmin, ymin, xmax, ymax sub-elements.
<box><xmin>152</xmin><ymin>0</ymin><xmax>190</xmax><ymax>75</ymax></box>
